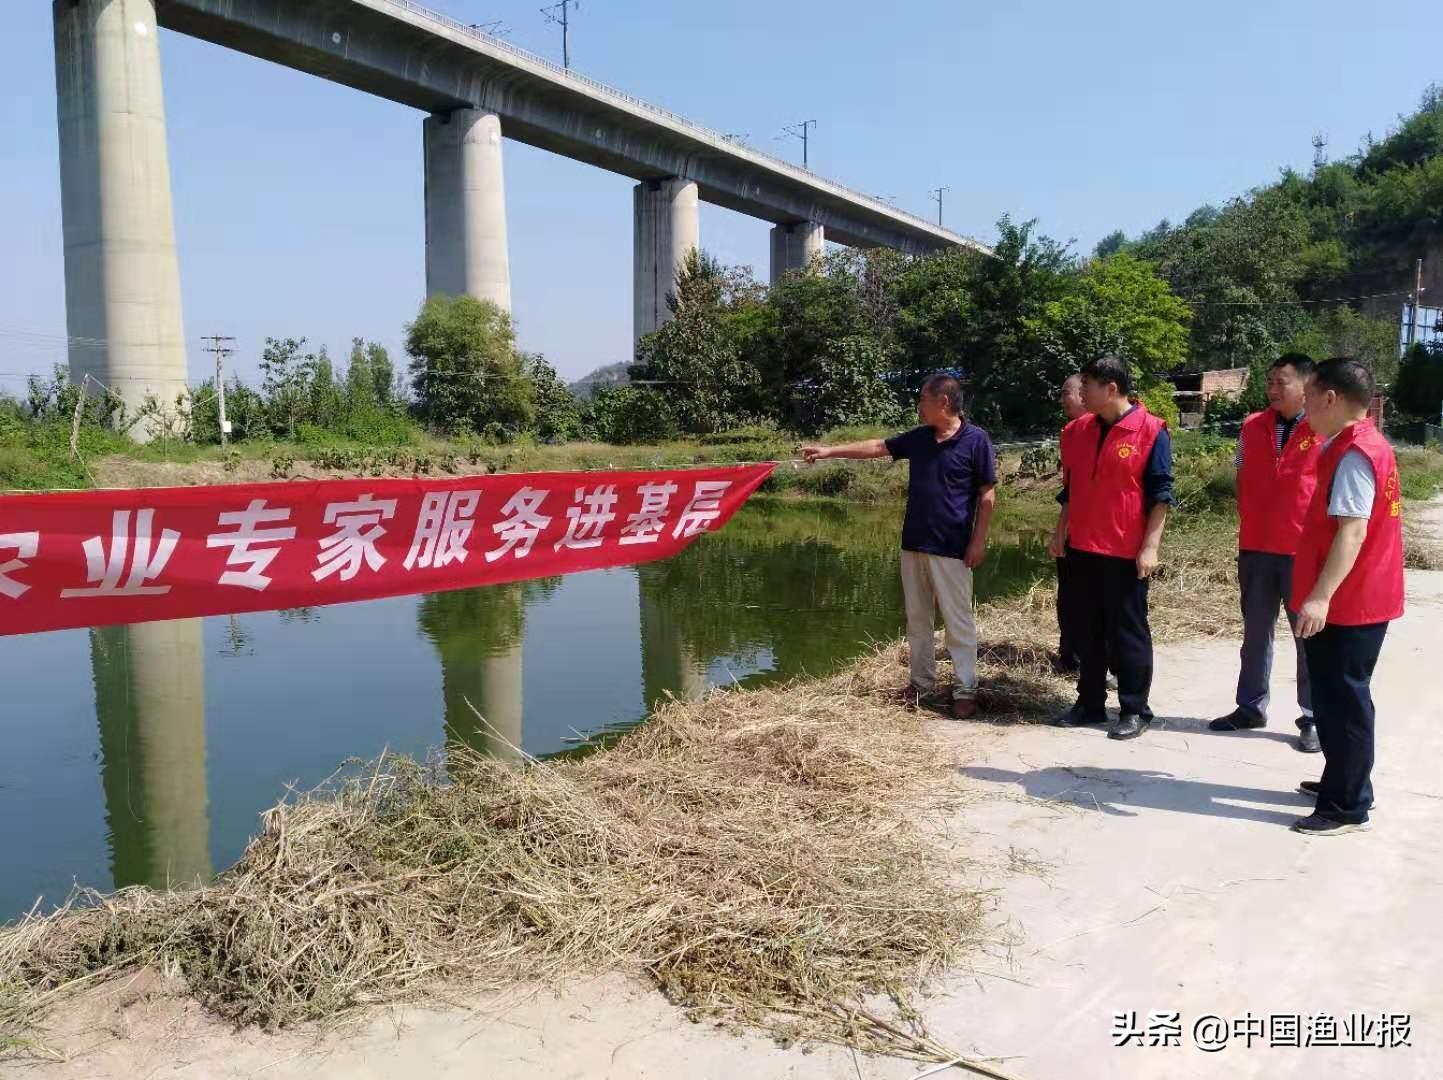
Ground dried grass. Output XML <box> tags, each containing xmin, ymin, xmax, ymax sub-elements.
<box><xmin>1404</xmin><ymin>525</ymin><xmax>1443</xmax><ymax>570</ymax></box>
<box><xmin>0</xmin><ymin>664</ymin><xmax>991</xmax><ymax>1063</ymax></box>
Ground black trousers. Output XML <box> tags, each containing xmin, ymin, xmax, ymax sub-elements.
<box><xmin>1303</xmin><ymin>622</ymin><xmax>1388</xmax><ymax>824</ymax></box>
<box><xmin>1065</xmin><ymin>548</ymin><xmax>1153</xmax><ymax>718</ymax></box>
<box><xmin>1055</xmin><ymin>556</ymin><xmax>1079</xmax><ymax>667</ymax></box>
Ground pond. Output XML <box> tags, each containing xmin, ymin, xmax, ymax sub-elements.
<box><xmin>0</xmin><ymin>498</ymin><xmax>1051</xmax><ymax>922</ymax></box>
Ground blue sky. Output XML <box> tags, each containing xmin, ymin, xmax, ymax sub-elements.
<box><xmin>1</xmin><ymin>0</ymin><xmax>1436</xmax><ymax>389</ymax></box>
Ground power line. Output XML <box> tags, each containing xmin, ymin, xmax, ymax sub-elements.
<box><xmin>539</xmin><ymin>0</ymin><xmax>578</xmax><ymax>68</ymax></box>
<box><xmin>1176</xmin><ymin>289</ymin><xmax>1410</xmax><ymax>307</ymax></box>
<box><xmin>467</xmin><ymin>18</ymin><xmax>510</xmax><ymax>36</ymax></box>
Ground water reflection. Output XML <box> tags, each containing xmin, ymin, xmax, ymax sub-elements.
<box><xmin>638</xmin><ymin>564</ymin><xmax>707</xmax><ymax>706</ymax></box>
<box><xmin>417</xmin><ymin>580</ymin><xmax>559</xmax><ymax>761</ymax></box>
<box><xmin>90</xmin><ymin>619</ymin><xmax>212</xmax><ymax>891</ymax></box>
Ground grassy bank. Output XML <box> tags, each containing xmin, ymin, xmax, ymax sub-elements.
<box><xmin>2</xmin><ymin>654</ymin><xmax>994</xmax><ymax>1064</ymax></box>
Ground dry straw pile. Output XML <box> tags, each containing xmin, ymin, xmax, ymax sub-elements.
<box><xmin>1</xmin><ymin>650</ymin><xmax>1001</xmax><ymax>1062</ymax></box>
<box><xmin>0</xmin><ymin>517</ymin><xmax>1249</xmax><ymax>1066</ymax></box>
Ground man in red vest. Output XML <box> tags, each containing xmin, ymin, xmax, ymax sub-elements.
<box><xmin>1048</xmin><ymin>355</ymin><xmax>1172</xmax><ymax>740</ymax></box>
<box><xmin>1210</xmin><ymin>354</ymin><xmax>1323</xmax><ymax>752</ymax></box>
<box><xmin>1290</xmin><ymin>357</ymin><xmax>1405</xmax><ymax>836</ymax></box>
<box><xmin>1051</xmin><ymin>374</ymin><xmax>1089</xmax><ymax>676</ymax></box>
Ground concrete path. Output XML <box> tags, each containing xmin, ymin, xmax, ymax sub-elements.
<box><xmin>10</xmin><ymin>573</ymin><xmax>1441</xmax><ymax>1080</ymax></box>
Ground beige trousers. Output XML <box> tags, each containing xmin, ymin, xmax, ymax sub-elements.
<box><xmin>900</xmin><ymin>550</ymin><xmax>978</xmax><ymax>700</ymax></box>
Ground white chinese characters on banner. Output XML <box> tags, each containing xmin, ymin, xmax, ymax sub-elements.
<box><xmin>206</xmin><ymin>500</ymin><xmax>297</xmax><ymax>591</ymax></box>
<box><xmin>672</xmin><ymin>481</ymin><xmax>733</xmax><ymax>539</ymax></box>
<box><xmin>619</xmin><ymin>481</ymin><xmax>678</xmax><ymax>545</ymax></box>
<box><xmin>555</xmin><ymin>485</ymin><xmax>618</xmax><ymax>551</ymax></box>
<box><xmin>404</xmin><ymin>490</ymin><xmax>481</xmax><ymax>570</ymax></box>
<box><xmin>313</xmin><ymin>494</ymin><xmax>398</xmax><ymax>582</ymax></box>
<box><xmin>0</xmin><ymin>532</ymin><xmax>39</xmax><ymax>599</ymax></box>
<box><xmin>61</xmin><ymin>509</ymin><xmax>180</xmax><ymax>598</ymax></box>
<box><xmin>486</xmin><ymin>488</ymin><xmax>551</xmax><ymax>562</ymax></box>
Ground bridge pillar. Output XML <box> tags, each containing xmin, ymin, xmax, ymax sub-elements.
<box><xmin>769</xmin><ymin>222</ymin><xmax>825</xmax><ymax>286</ymax></box>
<box><xmin>91</xmin><ymin>619</ymin><xmax>211</xmax><ymax>891</ymax></box>
<box><xmin>53</xmin><ymin>0</ymin><xmax>188</xmax><ymax>438</ymax></box>
<box><xmin>633</xmin><ymin>178</ymin><xmax>699</xmax><ymax>346</ymax></box>
<box><xmin>638</xmin><ymin>566</ymin><xmax>707</xmax><ymax>706</ymax></box>
<box><xmin>424</xmin><ymin>108</ymin><xmax>511</xmax><ymax>310</ymax></box>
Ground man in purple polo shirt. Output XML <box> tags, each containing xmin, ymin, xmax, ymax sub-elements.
<box><xmin>802</xmin><ymin>372</ymin><xmax>998</xmax><ymax>718</ymax></box>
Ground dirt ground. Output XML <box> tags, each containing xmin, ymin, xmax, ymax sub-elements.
<box><xmin>5</xmin><ymin>570</ymin><xmax>1440</xmax><ymax>1080</ymax></box>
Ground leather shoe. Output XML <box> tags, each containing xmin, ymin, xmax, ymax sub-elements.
<box><xmin>952</xmin><ymin>697</ymin><xmax>978</xmax><ymax>720</ymax></box>
<box><xmin>1051</xmin><ymin>704</ymin><xmax>1107</xmax><ymax>728</ymax></box>
<box><xmin>1296</xmin><ymin>722</ymin><xmax>1322</xmax><ymax>753</ymax></box>
<box><xmin>1208</xmin><ymin>708</ymin><xmax>1266</xmax><ymax>732</ymax></box>
<box><xmin>1108</xmin><ymin>713</ymin><xmax>1150</xmax><ymax>740</ymax></box>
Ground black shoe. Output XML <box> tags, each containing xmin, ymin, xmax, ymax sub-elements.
<box><xmin>1296</xmin><ymin>722</ymin><xmax>1322</xmax><ymax>753</ymax></box>
<box><xmin>1051</xmin><ymin>704</ymin><xmax>1107</xmax><ymax>728</ymax></box>
<box><xmin>1292</xmin><ymin>813</ymin><xmax>1369</xmax><ymax>836</ymax></box>
<box><xmin>1108</xmin><ymin>713</ymin><xmax>1149</xmax><ymax>740</ymax></box>
<box><xmin>1208</xmin><ymin>709</ymin><xmax>1266</xmax><ymax>732</ymax></box>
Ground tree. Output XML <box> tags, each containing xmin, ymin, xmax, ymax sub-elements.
<box><xmin>258</xmin><ymin>337</ymin><xmax>316</xmax><ymax>439</ymax></box>
<box><xmin>1093</xmin><ymin>229</ymin><xmax>1127</xmax><ymax>260</ymax></box>
<box><xmin>785</xmin><ymin>335</ymin><xmax>902</xmax><ymax>435</ymax></box>
<box><xmin>892</xmin><ymin>246</ymin><xmax>982</xmax><ymax>395</ymax></box>
<box><xmin>405</xmin><ymin>296</ymin><xmax>534</xmax><ymax>437</ymax></box>
<box><xmin>523</xmin><ymin>353</ymin><xmax>584</xmax><ymax>441</ymax></box>
<box><xmin>1029</xmin><ymin>253</ymin><xmax>1192</xmax><ymax>373</ymax></box>
<box><xmin>632</xmin><ymin>250</ymin><xmax>769</xmax><ymax>434</ymax></box>
<box><xmin>1132</xmin><ymin>190</ymin><xmax>1310</xmax><ymax>372</ymax></box>
<box><xmin>346</xmin><ymin>338</ymin><xmax>376</xmax><ymax>411</ymax></box>
<box><xmin>1285</xmin><ymin>307</ymin><xmax>1402</xmax><ymax>384</ymax></box>
<box><xmin>585</xmin><ymin>384</ymin><xmax>678</xmax><ymax>444</ymax></box>
<box><xmin>1393</xmin><ymin>342</ymin><xmax>1443</xmax><ymax>421</ymax></box>
<box><xmin>939</xmin><ymin>217</ymin><xmax>1074</xmax><ymax>433</ymax></box>
<box><xmin>306</xmin><ymin>346</ymin><xmax>344</xmax><ymax>433</ymax></box>
<box><xmin>368</xmin><ymin>342</ymin><xmax>398</xmax><ymax>406</ymax></box>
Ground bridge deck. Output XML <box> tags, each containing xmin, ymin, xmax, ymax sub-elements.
<box><xmin>155</xmin><ymin>0</ymin><xmax>988</xmax><ymax>255</ymax></box>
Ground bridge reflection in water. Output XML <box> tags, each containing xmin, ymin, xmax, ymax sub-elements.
<box><xmin>90</xmin><ymin>618</ymin><xmax>212</xmax><ymax>891</ymax></box>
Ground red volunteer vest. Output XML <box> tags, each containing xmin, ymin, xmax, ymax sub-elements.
<box><xmin>1237</xmin><ymin>408</ymin><xmax>1322</xmax><ymax>556</ymax></box>
<box><xmin>1061</xmin><ymin>404</ymin><xmax>1167</xmax><ymax>559</ymax></box>
<box><xmin>1290</xmin><ymin>420</ymin><xmax>1405</xmax><ymax>625</ymax></box>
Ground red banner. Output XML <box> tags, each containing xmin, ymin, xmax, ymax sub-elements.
<box><xmin>0</xmin><ymin>464</ymin><xmax>775</xmax><ymax>637</ymax></box>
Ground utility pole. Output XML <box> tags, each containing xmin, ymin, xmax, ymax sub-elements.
<box><xmin>1311</xmin><ymin>131</ymin><xmax>1328</xmax><ymax>170</ymax></box>
<box><xmin>1408</xmin><ymin>257</ymin><xmax>1425</xmax><ymax>348</ymax></box>
<box><xmin>540</xmin><ymin>0</ymin><xmax>577</xmax><ymax>68</ymax></box>
<box><xmin>780</xmin><ymin>120</ymin><xmax>817</xmax><ymax>169</ymax></box>
<box><xmin>930</xmin><ymin>186</ymin><xmax>951</xmax><ymax>227</ymax></box>
<box><xmin>202</xmin><ymin>335</ymin><xmax>235</xmax><ymax>447</ymax></box>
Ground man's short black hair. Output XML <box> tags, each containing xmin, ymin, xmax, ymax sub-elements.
<box><xmin>921</xmin><ymin>372</ymin><xmax>963</xmax><ymax>415</ymax></box>
<box><xmin>1311</xmin><ymin>356</ymin><xmax>1375</xmax><ymax>409</ymax></box>
<box><xmin>1080</xmin><ymin>354</ymin><xmax>1132</xmax><ymax>398</ymax></box>
<box><xmin>1272</xmin><ymin>352</ymin><xmax>1317</xmax><ymax>378</ymax></box>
